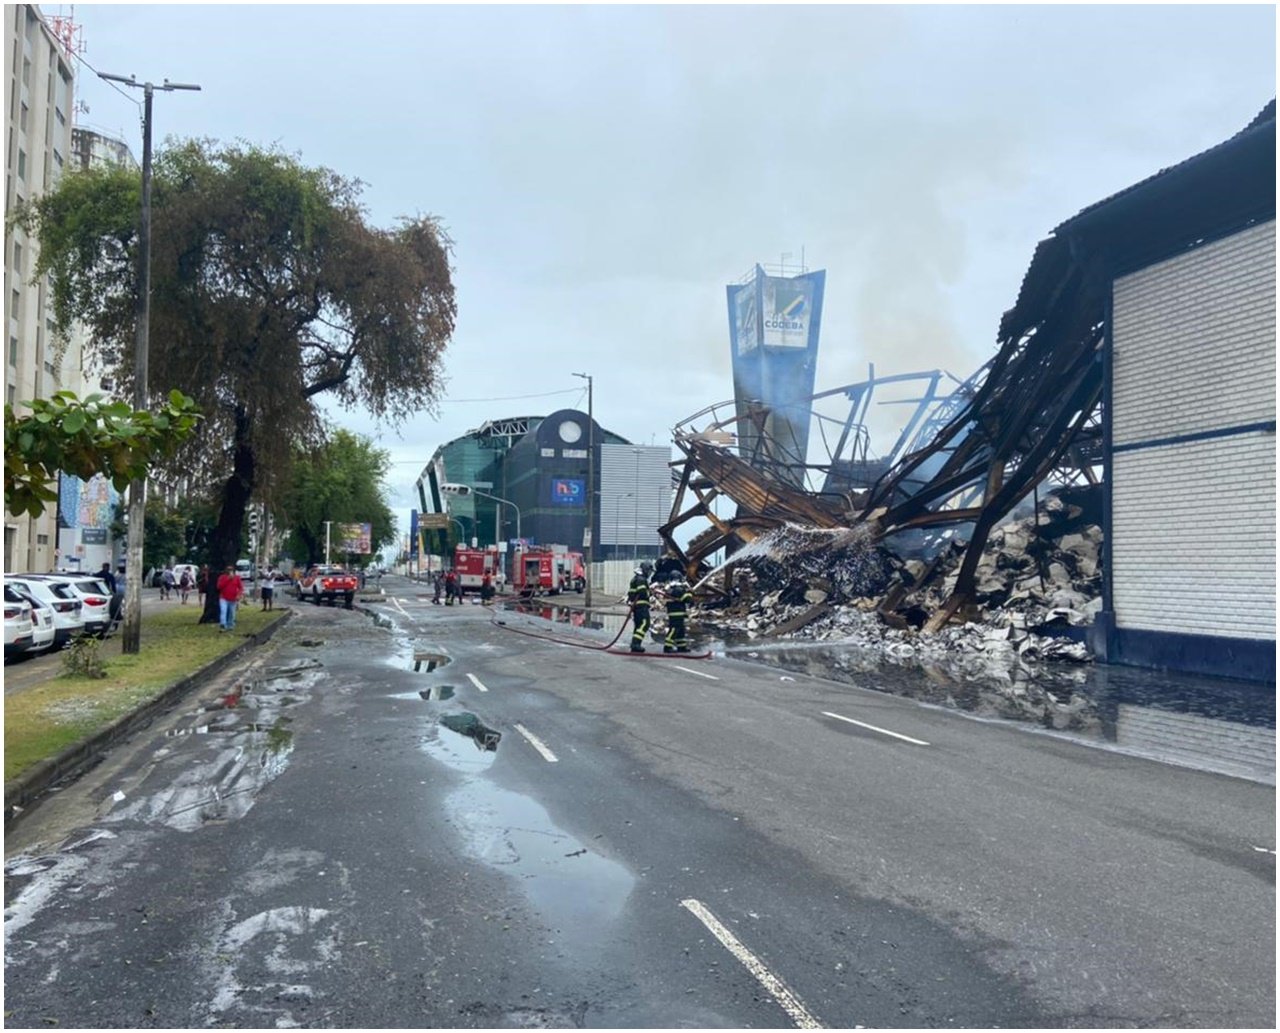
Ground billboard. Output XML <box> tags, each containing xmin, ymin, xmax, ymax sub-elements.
<box><xmin>338</xmin><ymin>522</ymin><xmax>372</xmax><ymax>554</ymax></box>
<box><xmin>550</xmin><ymin>477</ymin><xmax>585</xmax><ymax>506</ymax></box>
<box><xmin>726</xmin><ymin>266</ymin><xmax>826</xmax><ymax>487</ymax></box>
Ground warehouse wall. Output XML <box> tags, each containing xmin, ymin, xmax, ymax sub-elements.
<box><xmin>1109</xmin><ymin>219</ymin><xmax>1276</xmax><ymax>679</ymax></box>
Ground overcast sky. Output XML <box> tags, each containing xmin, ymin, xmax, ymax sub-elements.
<box><xmin>64</xmin><ymin>3</ymin><xmax>1275</xmax><ymax>529</ymax></box>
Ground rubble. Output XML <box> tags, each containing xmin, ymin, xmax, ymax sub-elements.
<box><xmin>694</xmin><ymin>487</ymin><xmax>1103</xmax><ymax>689</ymax></box>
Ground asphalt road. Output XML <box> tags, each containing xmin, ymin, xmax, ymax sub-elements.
<box><xmin>4</xmin><ymin>578</ymin><xmax>1274</xmax><ymax>1028</ymax></box>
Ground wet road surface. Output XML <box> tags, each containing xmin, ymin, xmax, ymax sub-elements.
<box><xmin>4</xmin><ymin>578</ymin><xmax>1275</xmax><ymax>1027</ymax></box>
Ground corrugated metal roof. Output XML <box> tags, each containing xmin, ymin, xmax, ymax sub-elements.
<box><xmin>1055</xmin><ymin>100</ymin><xmax>1275</xmax><ymax>233</ymax></box>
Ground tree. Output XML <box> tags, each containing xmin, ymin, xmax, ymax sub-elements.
<box><xmin>19</xmin><ymin>141</ymin><xmax>455</xmax><ymax>623</ymax></box>
<box><xmin>279</xmin><ymin>429</ymin><xmax>397</xmax><ymax>567</ymax></box>
<box><xmin>4</xmin><ymin>389</ymin><xmax>201</xmax><ymax>517</ymax></box>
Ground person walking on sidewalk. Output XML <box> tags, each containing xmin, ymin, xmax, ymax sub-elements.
<box><xmin>216</xmin><ymin>565</ymin><xmax>244</xmax><ymax>632</ymax></box>
<box><xmin>260</xmin><ymin>568</ymin><xmax>278</xmax><ymax>612</ymax></box>
<box><xmin>178</xmin><ymin>568</ymin><xmax>193</xmax><ymax>605</ymax></box>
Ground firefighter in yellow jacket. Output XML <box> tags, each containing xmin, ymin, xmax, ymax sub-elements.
<box><xmin>663</xmin><ymin>578</ymin><xmax>693</xmax><ymax>653</ymax></box>
<box><xmin>627</xmin><ymin>563</ymin><xmax>652</xmax><ymax>653</ymax></box>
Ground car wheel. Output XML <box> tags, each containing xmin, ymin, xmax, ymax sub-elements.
<box><xmin>312</xmin><ymin>587</ymin><xmax>321</xmax><ymax>605</ymax></box>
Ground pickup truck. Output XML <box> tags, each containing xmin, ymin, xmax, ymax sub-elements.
<box><xmin>296</xmin><ymin>565</ymin><xmax>358</xmax><ymax>609</ymax></box>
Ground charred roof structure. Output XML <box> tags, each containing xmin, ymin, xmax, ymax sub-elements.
<box><xmin>664</xmin><ymin>101</ymin><xmax>1275</xmax><ymax>680</ymax></box>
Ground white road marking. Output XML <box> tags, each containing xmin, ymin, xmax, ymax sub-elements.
<box><xmin>466</xmin><ymin>673</ymin><xmax>489</xmax><ymax>693</ymax></box>
<box><xmin>514</xmin><ymin>723</ymin><xmax>558</xmax><ymax>763</ymax></box>
<box><xmin>1252</xmin><ymin>846</ymin><xmax>1276</xmax><ymax>855</ymax></box>
<box><xmin>821</xmin><ymin>711</ymin><xmax>930</xmax><ymax>746</ymax></box>
<box><xmin>391</xmin><ymin>597</ymin><xmax>411</xmax><ymax>618</ymax></box>
<box><xmin>679</xmin><ymin>898</ymin><xmax>823</xmax><ymax>1029</ymax></box>
<box><xmin>672</xmin><ymin>665</ymin><xmax>719</xmax><ymax>680</ymax></box>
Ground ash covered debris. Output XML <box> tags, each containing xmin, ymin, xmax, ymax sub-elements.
<box><xmin>695</xmin><ymin>485</ymin><xmax>1101</xmax><ymax>675</ymax></box>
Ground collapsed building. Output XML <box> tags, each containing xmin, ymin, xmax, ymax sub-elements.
<box><xmin>660</xmin><ymin>101</ymin><xmax>1276</xmax><ymax>683</ymax></box>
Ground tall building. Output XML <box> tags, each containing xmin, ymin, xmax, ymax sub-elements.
<box><xmin>4</xmin><ymin>4</ymin><xmax>78</xmax><ymax>571</ymax></box>
<box><xmin>416</xmin><ymin>410</ymin><xmax>670</xmax><ymax>563</ymax></box>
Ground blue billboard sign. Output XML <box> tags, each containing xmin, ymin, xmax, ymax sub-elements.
<box><xmin>550</xmin><ymin>478</ymin><xmax>585</xmax><ymax>506</ymax></box>
<box><xmin>727</xmin><ymin>266</ymin><xmax>826</xmax><ymax>487</ymax></box>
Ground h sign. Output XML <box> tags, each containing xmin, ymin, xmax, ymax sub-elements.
<box><xmin>550</xmin><ymin>478</ymin><xmax>585</xmax><ymax>506</ymax></box>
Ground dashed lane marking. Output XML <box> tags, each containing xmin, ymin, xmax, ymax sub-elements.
<box><xmin>820</xmin><ymin>711</ymin><xmax>930</xmax><ymax>746</ymax></box>
<box><xmin>466</xmin><ymin>673</ymin><xmax>489</xmax><ymax>693</ymax></box>
<box><xmin>513</xmin><ymin>723</ymin><xmax>558</xmax><ymax>763</ymax></box>
<box><xmin>679</xmin><ymin>898</ymin><xmax>824</xmax><ymax>1029</ymax></box>
<box><xmin>1252</xmin><ymin>846</ymin><xmax>1276</xmax><ymax>855</ymax></box>
<box><xmin>672</xmin><ymin>665</ymin><xmax>719</xmax><ymax>680</ymax></box>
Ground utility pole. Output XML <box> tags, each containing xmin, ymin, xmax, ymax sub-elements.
<box><xmin>324</xmin><ymin>521</ymin><xmax>333</xmax><ymax>565</ymax></box>
<box><xmin>99</xmin><ymin>73</ymin><xmax>200</xmax><ymax>654</ymax></box>
<box><xmin>573</xmin><ymin>372</ymin><xmax>594</xmax><ymax>610</ymax></box>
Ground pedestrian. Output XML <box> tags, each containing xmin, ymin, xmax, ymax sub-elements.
<box><xmin>626</xmin><ymin>562</ymin><xmax>653</xmax><ymax>653</ymax></box>
<box><xmin>178</xmin><ymin>567</ymin><xmax>193</xmax><ymax>605</ymax></box>
<box><xmin>432</xmin><ymin>572</ymin><xmax>443</xmax><ymax>605</ymax></box>
<box><xmin>261</xmin><ymin>567</ymin><xmax>277</xmax><ymax>611</ymax></box>
<box><xmin>443</xmin><ymin>570</ymin><xmax>457</xmax><ymax>606</ymax></box>
<box><xmin>663</xmin><ymin>577</ymin><xmax>693</xmax><ymax>653</ymax></box>
<box><xmin>96</xmin><ymin>562</ymin><xmax>117</xmax><ymax>594</ymax></box>
<box><xmin>215</xmin><ymin>565</ymin><xmax>244</xmax><ymax>632</ymax></box>
<box><xmin>481</xmin><ymin>572</ymin><xmax>494</xmax><ymax>604</ymax></box>
<box><xmin>161</xmin><ymin>565</ymin><xmax>176</xmax><ymax>601</ymax></box>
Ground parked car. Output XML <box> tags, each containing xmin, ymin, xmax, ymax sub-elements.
<box><xmin>25</xmin><ymin>574</ymin><xmax>114</xmax><ymax>637</ymax></box>
<box><xmin>7</xmin><ymin>575</ymin><xmax>84</xmax><ymax>647</ymax></box>
<box><xmin>4</xmin><ymin>585</ymin><xmax>34</xmax><ymax>658</ymax></box>
<box><xmin>11</xmin><ymin>586</ymin><xmax>56</xmax><ymax>654</ymax></box>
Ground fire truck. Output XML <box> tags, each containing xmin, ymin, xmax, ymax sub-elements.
<box><xmin>509</xmin><ymin>545</ymin><xmax>586</xmax><ymax>596</ymax></box>
<box><xmin>453</xmin><ymin>545</ymin><xmax>503</xmax><ymax>595</ymax></box>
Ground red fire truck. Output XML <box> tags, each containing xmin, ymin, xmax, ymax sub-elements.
<box><xmin>510</xmin><ymin>546</ymin><xmax>557</xmax><ymax>597</ymax></box>
<box><xmin>453</xmin><ymin>545</ymin><xmax>503</xmax><ymax>595</ymax></box>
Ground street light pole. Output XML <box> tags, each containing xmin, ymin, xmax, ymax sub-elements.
<box><xmin>573</xmin><ymin>372</ymin><xmax>594</xmax><ymax>610</ymax></box>
<box><xmin>98</xmin><ymin>72</ymin><xmax>200</xmax><ymax>654</ymax></box>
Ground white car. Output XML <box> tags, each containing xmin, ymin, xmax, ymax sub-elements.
<box><xmin>11</xmin><ymin>586</ymin><xmax>56</xmax><ymax>654</ymax></box>
<box><xmin>7</xmin><ymin>575</ymin><xmax>84</xmax><ymax>647</ymax></box>
<box><xmin>4</xmin><ymin>585</ymin><xmax>34</xmax><ymax>658</ymax></box>
<box><xmin>27</xmin><ymin>574</ymin><xmax>114</xmax><ymax>637</ymax></box>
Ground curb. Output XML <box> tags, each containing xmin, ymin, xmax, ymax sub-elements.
<box><xmin>3</xmin><ymin>610</ymin><xmax>294</xmax><ymax>830</ymax></box>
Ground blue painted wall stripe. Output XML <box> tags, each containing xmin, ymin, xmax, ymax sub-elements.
<box><xmin>1114</xmin><ymin>420</ymin><xmax>1276</xmax><ymax>455</ymax></box>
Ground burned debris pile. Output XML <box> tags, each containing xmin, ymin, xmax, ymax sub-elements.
<box><xmin>695</xmin><ymin>484</ymin><xmax>1102</xmax><ymax>675</ymax></box>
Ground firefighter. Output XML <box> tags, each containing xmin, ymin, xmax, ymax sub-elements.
<box><xmin>444</xmin><ymin>569</ymin><xmax>457</xmax><ymax>605</ymax></box>
<box><xmin>626</xmin><ymin>562</ymin><xmax>653</xmax><ymax>653</ymax></box>
<box><xmin>663</xmin><ymin>577</ymin><xmax>693</xmax><ymax>653</ymax></box>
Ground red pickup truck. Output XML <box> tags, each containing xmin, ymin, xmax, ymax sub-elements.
<box><xmin>296</xmin><ymin>565</ymin><xmax>359</xmax><ymax>609</ymax></box>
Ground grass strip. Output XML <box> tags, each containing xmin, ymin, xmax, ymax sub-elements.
<box><xmin>4</xmin><ymin>606</ymin><xmax>277</xmax><ymax>782</ymax></box>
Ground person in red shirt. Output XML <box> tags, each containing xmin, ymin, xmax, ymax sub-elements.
<box><xmin>215</xmin><ymin>566</ymin><xmax>244</xmax><ymax>631</ymax></box>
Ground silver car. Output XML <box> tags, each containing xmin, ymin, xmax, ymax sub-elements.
<box><xmin>7</xmin><ymin>575</ymin><xmax>84</xmax><ymax>647</ymax></box>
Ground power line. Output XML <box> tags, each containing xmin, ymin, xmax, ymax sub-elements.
<box><xmin>442</xmin><ymin>387</ymin><xmax>582</xmax><ymax>404</ymax></box>
<box><xmin>72</xmin><ymin>49</ymin><xmax>143</xmax><ymax>111</ymax></box>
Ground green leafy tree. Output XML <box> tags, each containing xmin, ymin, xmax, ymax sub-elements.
<box><xmin>18</xmin><ymin>141</ymin><xmax>455</xmax><ymax>622</ymax></box>
<box><xmin>4</xmin><ymin>390</ymin><xmax>201</xmax><ymax>517</ymax></box>
<box><xmin>279</xmin><ymin>429</ymin><xmax>397</xmax><ymax>567</ymax></box>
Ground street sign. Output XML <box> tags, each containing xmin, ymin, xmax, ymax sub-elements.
<box><xmin>418</xmin><ymin>514</ymin><xmax>449</xmax><ymax>530</ymax></box>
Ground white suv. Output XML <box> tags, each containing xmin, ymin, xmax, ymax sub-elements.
<box><xmin>26</xmin><ymin>574</ymin><xmax>114</xmax><ymax>637</ymax></box>
<box><xmin>7</xmin><ymin>575</ymin><xmax>84</xmax><ymax>647</ymax></box>
<box><xmin>4</xmin><ymin>585</ymin><xmax>34</xmax><ymax>658</ymax></box>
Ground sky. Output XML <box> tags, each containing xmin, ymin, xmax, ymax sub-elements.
<box><xmin>59</xmin><ymin>3</ymin><xmax>1276</xmax><ymax>544</ymax></box>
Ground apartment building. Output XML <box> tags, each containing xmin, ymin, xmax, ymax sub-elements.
<box><xmin>4</xmin><ymin>3</ymin><xmax>78</xmax><ymax>572</ymax></box>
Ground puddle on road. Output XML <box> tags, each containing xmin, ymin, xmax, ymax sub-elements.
<box><xmin>410</xmin><ymin>651</ymin><xmax>451</xmax><ymax>673</ymax></box>
<box><xmin>421</xmin><ymin>717</ymin><xmax>636</xmax><ymax>941</ymax></box>
<box><xmin>724</xmin><ymin>640</ymin><xmax>1276</xmax><ymax>784</ymax></box>
<box><xmin>440</xmin><ymin>712</ymin><xmax>501</xmax><ymax>751</ymax></box>
<box><xmin>445</xmin><ymin>777</ymin><xmax>635</xmax><ymax>934</ymax></box>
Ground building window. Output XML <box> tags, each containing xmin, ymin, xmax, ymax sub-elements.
<box><xmin>7</xmin><ymin>384</ymin><xmax>15</xmax><ymax>407</ymax></box>
<box><xmin>11</xmin><ymin>288</ymin><xmax>19</xmax><ymax>318</ymax></box>
<box><xmin>8</xmin><ymin>336</ymin><xmax>18</xmax><ymax>367</ymax></box>
<box><xmin>22</xmin><ymin>57</ymin><xmax>30</xmax><ymax>87</ymax></box>
<box><xmin>19</xmin><ymin>101</ymin><xmax>26</xmax><ymax>133</ymax></box>
<box><xmin>17</xmin><ymin>148</ymin><xmax>25</xmax><ymax>181</ymax></box>
<box><xmin>36</xmin><ymin>534</ymin><xmax>48</xmax><ymax>545</ymax></box>
<box><xmin>13</xmin><ymin>241</ymin><xmax>23</xmax><ymax>276</ymax></box>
